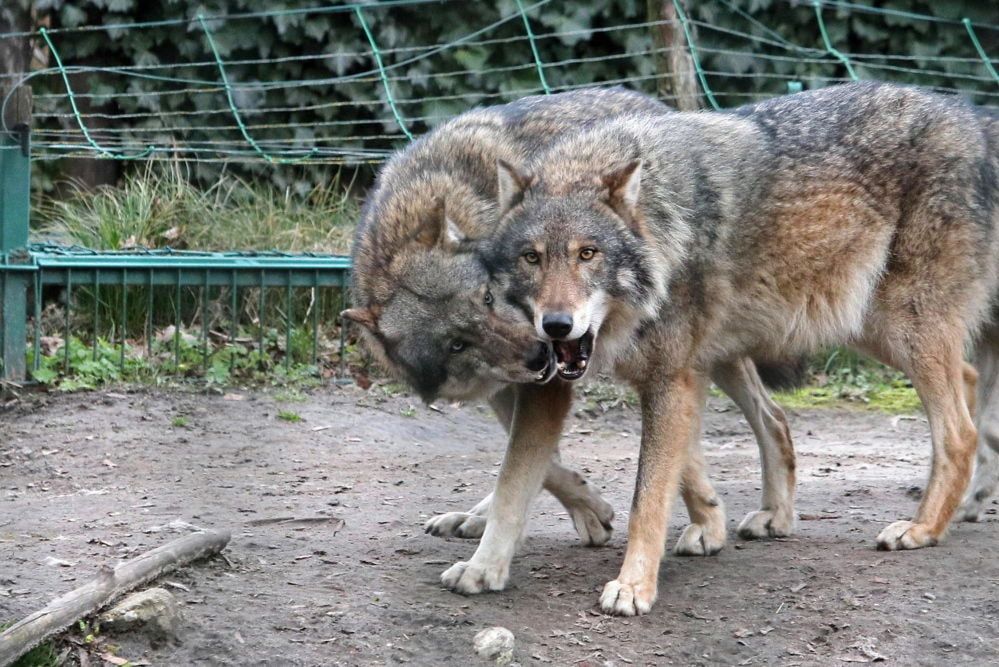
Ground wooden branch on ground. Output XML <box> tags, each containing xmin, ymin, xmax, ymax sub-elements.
<box><xmin>0</xmin><ymin>529</ymin><xmax>231</xmax><ymax>667</ymax></box>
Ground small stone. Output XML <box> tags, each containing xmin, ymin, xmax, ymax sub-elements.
<box><xmin>99</xmin><ymin>587</ymin><xmax>182</xmax><ymax>640</ymax></box>
<box><xmin>474</xmin><ymin>626</ymin><xmax>515</xmax><ymax>664</ymax></box>
<box><xmin>923</xmin><ymin>592</ymin><xmax>936</xmax><ymax>601</ymax></box>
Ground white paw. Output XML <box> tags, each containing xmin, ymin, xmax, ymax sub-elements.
<box><xmin>876</xmin><ymin>520</ymin><xmax>937</xmax><ymax>551</ymax></box>
<box><xmin>567</xmin><ymin>498</ymin><xmax>614</xmax><ymax>547</ymax></box>
<box><xmin>424</xmin><ymin>512</ymin><xmax>487</xmax><ymax>539</ymax></box>
<box><xmin>599</xmin><ymin>579</ymin><xmax>655</xmax><ymax>616</ymax></box>
<box><xmin>673</xmin><ymin>522</ymin><xmax>726</xmax><ymax>556</ymax></box>
<box><xmin>440</xmin><ymin>559</ymin><xmax>509</xmax><ymax>594</ymax></box>
<box><xmin>737</xmin><ymin>509</ymin><xmax>794</xmax><ymax>539</ymax></box>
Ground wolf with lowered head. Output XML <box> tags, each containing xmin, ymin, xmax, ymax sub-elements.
<box><xmin>345</xmin><ymin>88</ymin><xmax>800</xmax><ymax>575</ymax></box>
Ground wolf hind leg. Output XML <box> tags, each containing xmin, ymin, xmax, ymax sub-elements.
<box><xmin>958</xmin><ymin>336</ymin><xmax>999</xmax><ymax>522</ymax></box>
<box><xmin>862</xmin><ymin>332</ymin><xmax>977</xmax><ymax>550</ymax></box>
<box><xmin>711</xmin><ymin>357</ymin><xmax>797</xmax><ymax>539</ymax></box>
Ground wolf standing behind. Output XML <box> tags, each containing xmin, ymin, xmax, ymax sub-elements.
<box><xmin>484</xmin><ymin>82</ymin><xmax>999</xmax><ymax>615</ymax></box>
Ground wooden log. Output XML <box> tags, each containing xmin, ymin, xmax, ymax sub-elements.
<box><xmin>0</xmin><ymin>529</ymin><xmax>230</xmax><ymax>666</ymax></box>
<box><xmin>647</xmin><ymin>0</ymin><xmax>704</xmax><ymax>112</ymax></box>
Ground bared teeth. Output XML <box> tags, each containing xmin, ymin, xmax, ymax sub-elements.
<box><xmin>578</xmin><ymin>359</ymin><xmax>587</xmax><ymax>369</ymax></box>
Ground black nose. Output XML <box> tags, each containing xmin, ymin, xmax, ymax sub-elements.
<box><xmin>526</xmin><ymin>342</ymin><xmax>551</xmax><ymax>372</ymax></box>
<box><xmin>542</xmin><ymin>312</ymin><xmax>573</xmax><ymax>339</ymax></box>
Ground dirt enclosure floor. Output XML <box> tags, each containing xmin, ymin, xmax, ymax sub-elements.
<box><xmin>2</xmin><ymin>385</ymin><xmax>999</xmax><ymax>666</ymax></box>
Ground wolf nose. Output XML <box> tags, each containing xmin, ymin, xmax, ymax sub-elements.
<box><xmin>542</xmin><ymin>313</ymin><xmax>573</xmax><ymax>339</ymax></box>
<box><xmin>525</xmin><ymin>342</ymin><xmax>551</xmax><ymax>373</ymax></box>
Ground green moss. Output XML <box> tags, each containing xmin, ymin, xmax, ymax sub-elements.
<box><xmin>774</xmin><ymin>384</ymin><xmax>920</xmax><ymax>414</ymax></box>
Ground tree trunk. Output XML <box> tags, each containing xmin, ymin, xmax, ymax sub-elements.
<box><xmin>0</xmin><ymin>2</ymin><xmax>33</xmax><ymax>131</ymax></box>
<box><xmin>647</xmin><ymin>0</ymin><xmax>703</xmax><ymax>112</ymax></box>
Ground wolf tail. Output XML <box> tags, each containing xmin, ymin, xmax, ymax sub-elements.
<box><xmin>754</xmin><ymin>357</ymin><xmax>809</xmax><ymax>391</ymax></box>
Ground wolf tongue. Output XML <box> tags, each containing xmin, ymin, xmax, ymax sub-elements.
<box><xmin>554</xmin><ymin>339</ymin><xmax>582</xmax><ymax>366</ymax></box>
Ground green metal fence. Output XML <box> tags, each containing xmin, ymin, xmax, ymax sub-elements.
<box><xmin>0</xmin><ymin>130</ymin><xmax>353</xmax><ymax>384</ymax></box>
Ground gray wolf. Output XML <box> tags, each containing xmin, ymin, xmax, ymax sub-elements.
<box><xmin>479</xmin><ymin>81</ymin><xmax>998</xmax><ymax>616</ymax></box>
<box><xmin>345</xmin><ymin>89</ymin><xmax>798</xmax><ymax>559</ymax></box>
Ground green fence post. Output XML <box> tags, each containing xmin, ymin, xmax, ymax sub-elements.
<box><xmin>0</xmin><ymin>128</ymin><xmax>30</xmax><ymax>381</ymax></box>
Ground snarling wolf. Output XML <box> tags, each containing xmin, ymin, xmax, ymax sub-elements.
<box><xmin>345</xmin><ymin>89</ymin><xmax>798</xmax><ymax>554</ymax></box>
<box><xmin>479</xmin><ymin>81</ymin><xmax>999</xmax><ymax>616</ymax></box>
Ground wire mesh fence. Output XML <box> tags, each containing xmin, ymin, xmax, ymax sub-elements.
<box><xmin>0</xmin><ymin>0</ymin><xmax>997</xmax><ymax>386</ymax></box>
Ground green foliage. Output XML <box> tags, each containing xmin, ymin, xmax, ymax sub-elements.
<box><xmin>0</xmin><ymin>624</ymin><xmax>59</xmax><ymax>667</ymax></box>
<box><xmin>29</xmin><ymin>336</ymin><xmax>150</xmax><ymax>390</ymax></box>
<box><xmin>23</xmin><ymin>1</ymin><xmax>997</xmax><ymax>192</ymax></box>
<box><xmin>10</xmin><ymin>642</ymin><xmax>60</xmax><ymax>667</ymax></box>
<box><xmin>27</xmin><ymin>328</ymin><xmax>330</xmax><ymax>390</ymax></box>
<box><xmin>277</xmin><ymin>409</ymin><xmax>302</xmax><ymax>422</ymax></box>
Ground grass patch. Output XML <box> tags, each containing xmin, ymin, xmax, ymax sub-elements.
<box><xmin>274</xmin><ymin>389</ymin><xmax>307</xmax><ymax>403</ymax></box>
<box><xmin>23</xmin><ymin>166</ymin><xmax>361</xmax><ymax>391</ymax></box>
<box><xmin>171</xmin><ymin>415</ymin><xmax>189</xmax><ymax>428</ymax></box>
<box><xmin>278</xmin><ymin>410</ymin><xmax>303</xmax><ymax>422</ymax></box>
<box><xmin>34</xmin><ymin>164</ymin><xmax>358</xmax><ymax>254</ymax></box>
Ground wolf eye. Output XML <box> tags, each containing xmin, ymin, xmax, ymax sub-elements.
<box><xmin>523</xmin><ymin>251</ymin><xmax>540</xmax><ymax>264</ymax></box>
<box><xmin>579</xmin><ymin>247</ymin><xmax>597</xmax><ymax>261</ymax></box>
<box><xmin>483</xmin><ymin>290</ymin><xmax>494</xmax><ymax>305</ymax></box>
<box><xmin>449</xmin><ymin>339</ymin><xmax>467</xmax><ymax>354</ymax></box>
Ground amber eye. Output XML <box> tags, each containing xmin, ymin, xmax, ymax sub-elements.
<box><xmin>579</xmin><ymin>247</ymin><xmax>597</xmax><ymax>261</ymax></box>
<box><xmin>523</xmin><ymin>251</ymin><xmax>540</xmax><ymax>264</ymax></box>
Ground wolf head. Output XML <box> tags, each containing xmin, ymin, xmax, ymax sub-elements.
<box><xmin>345</xmin><ymin>211</ymin><xmax>555</xmax><ymax>402</ymax></box>
<box><xmin>482</xmin><ymin>159</ymin><xmax>664</xmax><ymax>382</ymax></box>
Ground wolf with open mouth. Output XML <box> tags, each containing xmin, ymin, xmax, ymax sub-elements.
<box><xmin>481</xmin><ymin>81</ymin><xmax>999</xmax><ymax>616</ymax></box>
<box><xmin>346</xmin><ymin>86</ymin><xmax>801</xmax><ymax>596</ymax></box>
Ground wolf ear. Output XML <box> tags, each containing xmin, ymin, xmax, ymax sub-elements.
<box><xmin>341</xmin><ymin>307</ymin><xmax>379</xmax><ymax>332</ymax></box>
<box><xmin>413</xmin><ymin>201</ymin><xmax>467</xmax><ymax>251</ymax></box>
<box><xmin>441</xmin><ymin>216</ymin><xmax>466</xmax><ymax>250</ymax></box>
<box><xmin>497</xmin><ymin>159</ymin><xmax>534</xmax><ymax>214</ymax></box>
<box><xmin>601</xmin><ymin>160</ymin><xmax>642</xmax><ymax>213</ymax></box>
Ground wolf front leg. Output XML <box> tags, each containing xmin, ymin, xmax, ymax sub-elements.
<box><xmin>440</xmin><ymin>380</ymin><xmax>572</xmax><ymax>594</ymax></box>
<box><xmin>601</xmin><ymin>369</ymin><xmax>707</xmax><ymax>616</ymax></box>
<box><xmin>711</xmin><ymin>358</ymin><xmax>797</xmax><ymax>539</ymax></box>
<box><xmin>426</xmin><ymin>385</ymin><xmax>613</xmax><ymax>545</ymax></box>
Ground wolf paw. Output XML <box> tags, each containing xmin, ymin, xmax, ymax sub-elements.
<box><xmin>737</xmin><ymin>509</ymin><xmax>794</xmax><ymax>539</ymax></box>
<box><xmin>440</xmin><ymin>560</ymin><xmax>509</xmax><ymax>594</ymax></box>
<box><xmin>876</xmin><ymin>520</ymin><xmax>938</xmax><ymax>551</ymax></box>
<box><xmin>955</xmin><ymin>487</ymin><xmax>995</xmax><ymax>523</ymax></box>
<box><xmin>599</xmin><ymin>579</ymin><xmax>656</xmax><ymax>616</ymax></box>
<box><xmin>424</xmin><ymin>512</ymin><xmax>487</xmax><ymax>539</ymax></box>
<box><xmin>567</xmin><ymin>498</ymin><xmax>615</xmax><ymax>547</ymax></box>
<box><xmin>673</xmin><ymin>522</ymin><xmax>726</xmax><ymax>556</ymax></box>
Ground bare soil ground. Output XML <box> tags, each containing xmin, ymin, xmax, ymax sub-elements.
<box><xmin>2</xmin><ymin>385</ymin><xmax>998</xmax><ymax>666</ymax></box>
